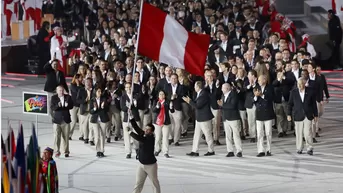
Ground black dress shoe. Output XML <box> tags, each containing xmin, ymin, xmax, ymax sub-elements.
<box><xmin>204</xmin><ymin>152</ymin><xmax>215</xmax><ymax>156</ymax></box>
<box><xmin>307</xmin><ymin>150</ymin><xmax>313</xmax><ymax>156</ymax></box>
<box><xmin>164</xmin><ymin>154</ymin><xmax>170</xmax><ymax>158</ymax></box>
<box><xmin>315</xmin><ymin>133</ymin><xmax>320</xmax><ymax>137</ymax></box>
<box><xmin>266</xmin><ymin>151</ymin><xmax>272</xmax><ymax>156</ymax></box>
<box><xmin>241</xmin><ymin>136</ymin><xmax>246</xmax><ymax>140</ymax></box>
<box><xmin>65</xmin><ymin>153</ymin><xmax>69</xmax><ymax>158</ymax></box>
<box><xmin>107</xmin><ymin>138</ymin><xmax>111</xmax><ymax>143</ymax></box>
<box><xmin>84</xmin><ymin>139</ymin><xmax>89</xmax><ymax>144</ymax></box>
<box><xmin>278</xmin><ymin>132</ymin><xmax>284</xmax><ymax>138</ymax></box>
<box><xmin>79</xmin><ymin>137</ymin><xmax>84</xmax><ymax>141</ymax></box>
<box><xmin>181</xmin><ymin>132</ymin><xmax>187</xmax><ymax>137</ymax></box>
<box><xmin>175</xmin><ymin>142</ymin><xmax>180</xmax><ymax>146</ymax></box>
<box><xmin>100</xmin><ymin>152</ymin><xmax>105</xmax><ymax>157</ymax></box>
<box><xmin>226</xmin><ymin>152</ymin><xmax>235</xmax><ymax>157</ymax></box>
<box><xmin>69</xmin><ymin>137</ymin><xmax>72</xmax><ymax>140</ymax></box>
<box><xmin>169</xmin><ymin>139</ymin><xmax>174</xmax><ymax>145</ymax></box>
<box><xmin>236</xmin><ymin>152</ymin><xmax>243</xmax><ymax>157</ymax></box>
<box><xmin>215</xmin><ymin>141</ymin><xmax>221</xmax><ymax>145</ymax></box>
<box><xmin>154</xmin><ymin>150</ymin><xmax>161</xmax><ymax>156</ymax></box>
<box><xmin>313</xmin><ymin>138</ymin><xmax>318</xmax><ymax>143</ymax></box>
<box><xmin>90</xmin><ymin>141</ymin><xmax>95</xmax><ymax>146</ymax></box>
<box><xmin>250</xmin><ymin>138</ymin><xmax>256</xmax><ymax>143</ymax></box>
<box><xmin>96</xmin><ymin>152</ymin><xmax>100</xmax><ymax>157</ymax></box>
<box><xmin>297</xmin><ymin>150</ymin><xmax>303</xmax><ymax>154</ymax></box>
<box><xmin>114</xmin><ymin>137</ymin><xmax>119</xmax><ymax>141</ymax></box>
<box><xmin>257</xmin><ymin>152</ymin><xmax>265</xmax><ymax>157</ymax></box>
<box><xmin>318</xmin><ymin>127</ymin><xmax>322</xmax><ymax>132</ymax></box>
<box><xmin>186</xmin><ymin>152</ymin><xmax>199</xmax><ymax>157</ymax></box>
<box><xmin>126</xmin><ymin>154</ymin><xmax>131</xmax><ymax>159</ymax></box>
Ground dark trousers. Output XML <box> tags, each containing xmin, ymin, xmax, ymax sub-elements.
<box><xmin>38</xmin><ymin>51</ymin><xmax>50</xmax><ymax>74</ymax></box>
<box><xmin>331</xmin><ymin>41</ymin><xmax>342</xmax><ymax>68</ymax></box>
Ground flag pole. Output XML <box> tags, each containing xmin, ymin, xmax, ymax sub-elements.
<box><xmin>130</xmin><ymin>0</ymin><xmax>145</xmax><ymax>102</ymax></box>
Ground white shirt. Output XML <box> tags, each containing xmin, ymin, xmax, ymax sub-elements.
<box><xmin>221</xmin><ymin>41</ymin><xmax>227</xmax><ymax>51</ymax></box>
<box><xmin>96</xmin><ymin>98</ymin><xmax>100</xmax><ymax>107</ymax></box>
<box><xmin>224</xmin><ymin>91</ymin><xmax>231</xmax><ymax>102</ymax></box>
<box><xmin>96</xmin><ymin>98</ymin><xmax>101</xmax><ymax>121</ymax></box>
<box><xmin>172</xmin><ymin>84</ymin><xmax>177</xmax><ymax>95</ymax></box>
<box><xmin>59</xmin><ymin>96</ymin><xmax>65</xmax><ymax>107</ymax></box>
<box><xmin>196</xmin><ymin>90</ymin><xmax>202</xmax><ymax>99</ymax></box>
<box><xmin>309</xmin><ymin>73</ymin><xmax>316</xmax><ymax>80</ymax></box>
<box><xmin>292</xmin><ymin>69</ymin><xmax>299</xmax><ymax>80</ymax></box>
<box><xmin>104</xmin><ymin>50</ymin><xmax>110</xmax><ymax>60</ymax></box>
<box><xmin>299</xmin><ymin>89</ymin><xmax>305</xmax><ymax>102</ymax></box>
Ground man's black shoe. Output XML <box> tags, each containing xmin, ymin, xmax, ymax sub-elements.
<box><xmin>186</xmin><ymin>152</ymin><xmax>199</xmax><ymax>157</ymax></box>
<box><xmin>226</xmin><ymin>152</ymin><xmax>235</xmax><ymax>157</ymax></box>
<box><xmin>204</xmin><ymin>152</ymin><xmax>215</xmax><ymax>156</ymax></box>
<box><xmin>257</xmin><ymin>152</ymin><xmax>265</xmax><ymax>157</ymax></box>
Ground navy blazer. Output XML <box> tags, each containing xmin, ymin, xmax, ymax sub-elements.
<box><xmin>189</xmin><ymin>89</ymin><xmax>214</xmax><ymax>122</ymax></box>
<box><xmin>51</xmin><ymin>94</ymin><xmax>74</xmax><ymax>124</ymax></box>
<box><xmin>89</xmin><ymin>97</ymin><xmax>110</xmax><ymax>123</ymax></box>
<box><xmin>254</xmin><ymin>84</ymin><xmax>275</xmax><ymax>121</ymax></box>
<box><xmin>221</xmin><ymin>90</ymin><xmax>241</xmax><ymax>121</ymax></box>
<box><xmin>288</xmin><ymin>88</ymin><xmax>318</xmax><ymax>121</ymax></box>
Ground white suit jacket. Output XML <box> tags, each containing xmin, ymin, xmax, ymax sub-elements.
<box><xmin>50</xmin><ymin>35</ymin><xmax>75</xmax><ymax>66</ymax></box>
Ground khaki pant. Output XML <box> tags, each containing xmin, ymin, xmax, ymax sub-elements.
<box><xmin>246</xmin><ymin>106</ymin><xmax>256</xmax><ymax>138</ymax></box>
<box><xmin>312</xmin><ymin>101</ymin><xmax>324</xmax><ymax>137</ymax></box>
<box><xmin>123</xmin><ymin>121</ymin><xmax>140</xmax><ymax>155</ymax></box>
<box><xmin>295</xmin><ymin>118</ymin><xmax>313</xmax><ymax>151</ymax></box>
<box><xmin>211</xmin><ymin>108</ymin><xmax>221</xmax><ymax>141</ymax></box>
<box><xmin>154</xmin><ymin>124</ymin><xmax>171</xmax><ymax>154</ymax></box>
<box><xmin>132</xmin><ymin>163</ymin><xmax>161</xmax><ymax>193</ymax></box>
<box><xmin>181</xmin><ymin>103</ymin><xmax>190</xmax><ymax>134</ymax></box>
<box><xmin>223</xmin><ymin>120</ymin><xmax>242</xmax><ymax>153</ymax></box>
<box><xmin>79</xmin><ymin>113</ymin><xmax>90</xmax><ymax>139</ymax></box>
<box><xmin>69</xmin><ymin>106</ymin><xmax>80</xmax><ymax>137</ymax></box>
<box><xmin>256</xmin><ymin>120</ymin><xmax>273</xmax><ymax>153</ymax></box>
<box><xmin>110</xmin><ymin>110</ymin><xmax>122</xmax><ymax>137</ymax></box>
<box><xmin>169</xmin><ymin>110</ymin><xmax>182</xmax><ymax>142</ymax></box>
<box><xmin>275</xmin><ymin>102</ymin><xmax>289</xmax><ymax>133</ymax></box>
<box><xmin>191</xmin><ymin>120</ymin><xmax>214</xmax><ymax>153</ymax></box>
<box><xmin>239</xmin><ymin>110</ymin><xmax>248</xmax><ymax>135</ymax></box>
<box><xmin>53</xmin><ymin>122</ymin><xmax>70</xmax><ymax>154</ymax></box>
<box><xmin>91</xmin><ymin>122</ymin><xmax>108</xmax><ymax>153</ymax></box>
<box><xmin>139</xmin><ymin>109</ymin><xmax>152</xmax><ymax>129</ymax></box>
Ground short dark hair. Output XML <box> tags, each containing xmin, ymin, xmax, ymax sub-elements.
<box><xmin>146</xmin><ymin>123</ymin><xmax>155</xmax><ymax>132</ymax></box>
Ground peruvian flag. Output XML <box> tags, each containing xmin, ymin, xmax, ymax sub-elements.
<box><xmin>137</xmin><ymin>2</ymin><xmax>210</xmax><ymax>76</ymax></box>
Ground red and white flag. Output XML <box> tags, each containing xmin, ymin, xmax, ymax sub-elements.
<box><xmin>138</xmin><ymin>2</ymin><xmax>210</xmax><ymax>76</ymax></box>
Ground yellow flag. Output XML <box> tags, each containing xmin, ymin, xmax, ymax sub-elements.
<box><xmin>2</xmin><ymin>164</ymin><xmax>10</xmax><ymax>193</ymax></box>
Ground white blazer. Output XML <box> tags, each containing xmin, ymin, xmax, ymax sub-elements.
<box><xmin>307</xmin><ymin>43</ymin><xmax>317</xmax><ymax>58</ymax></box>
<box><xmin>50</xmin><ymin>35</ymin><xmax>76</xmax><ymax>66</ymax></box>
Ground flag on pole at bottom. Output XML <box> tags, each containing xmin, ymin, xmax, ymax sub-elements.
<box><xmin>137</xmin><ymin>2</ymin><xmax>210</xmax><ymax>76</ymax></box>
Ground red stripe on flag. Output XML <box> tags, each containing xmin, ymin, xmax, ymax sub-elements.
<box><xmin>138</xmin><ymin>2</ymin><xmax>166</xmax><ymax>61</ymax></box>
<box><xmin>184</xmin><ymin>32</ymin><xmax>211</xmax><ymax>76</ymax></box>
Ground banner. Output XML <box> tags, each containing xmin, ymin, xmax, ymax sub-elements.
<box><xmin>22</xmin><ymin>92</ymin><xmax>48</xmax><ymax>115</ymax></box>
